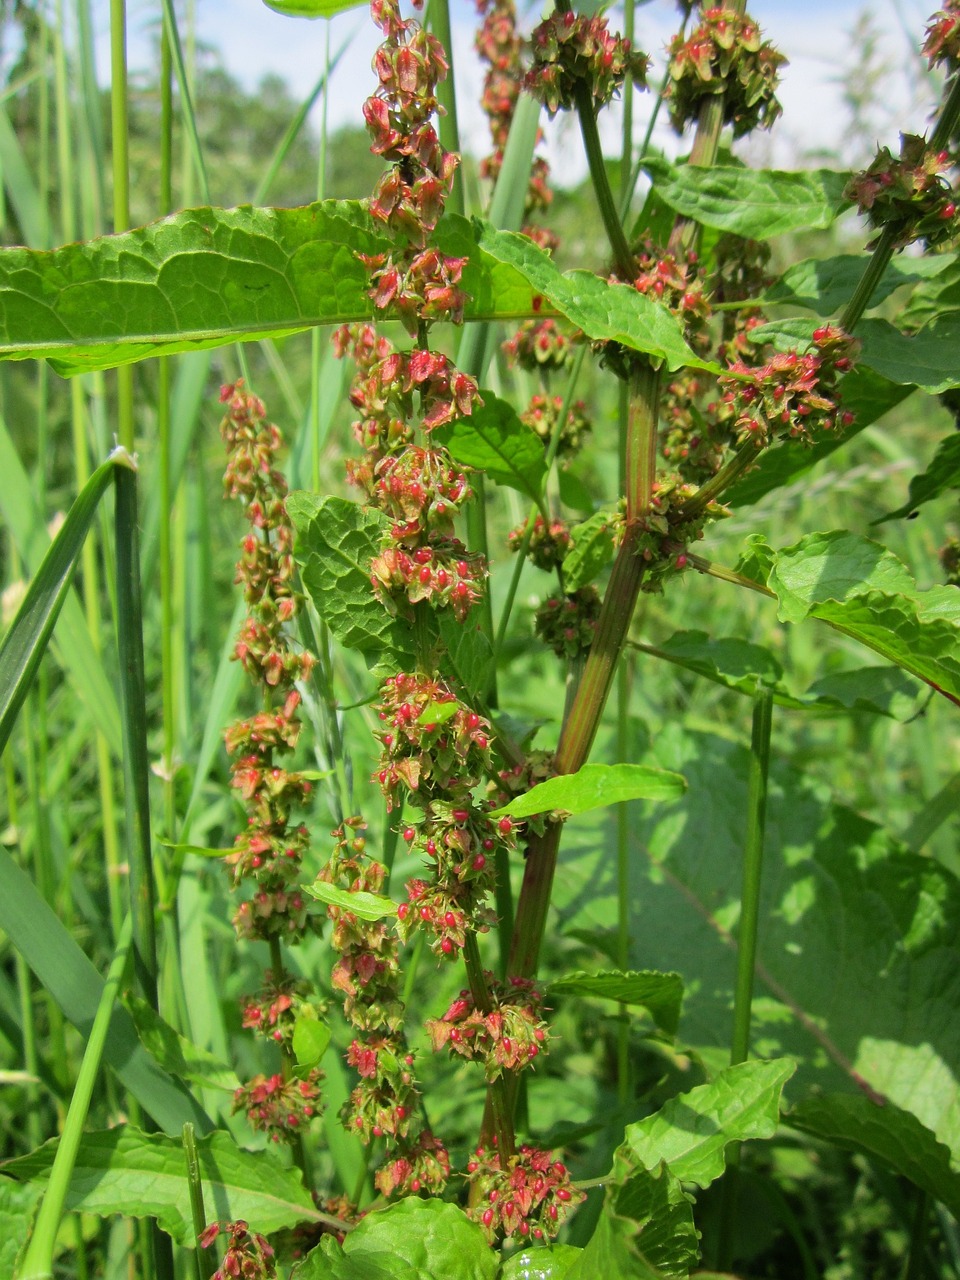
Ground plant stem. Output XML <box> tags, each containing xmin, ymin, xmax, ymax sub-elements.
<box><xmin>463</xmin><ymin>932</ymin><xmax>515</xmax><ymax>1157</ymax></box>
<box><xmin>430</xmin><ymin>0</ymin><xmax>464</xmax><ymax>220</ymax></box>
<box><xmin>573</xmin><ymin>81</ymin><xmax>634</xmax><ymax>278</ymax></box>
<box><xmin>716</xmin><ymin>685</ymin><xmax>774</xmax><ymax>1271</ymax></box>
<box><xmin>183</xmin><ymin>1123</ymin><xmax>215</xmax><ymax>1280</ymax></box>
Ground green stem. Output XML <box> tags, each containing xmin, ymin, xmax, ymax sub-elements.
<box><xmin>573</xmin><ymin>81</ymin><xmax>634</xmax><ymax>278</ymax></box>
<box><xmin>904</xmin><ymin>1190</ymin><xmax>931</xmax><ymax>1280</ymax></box>
<box><xmin>183</xmin><ymin>1123</ymin><xmax>216</xmax><ymax>1280</ymax></box>
<box><xmin>463</xmin><ymin>932</ymin><xmax>515</xmax><ymax>1157</ymax></box>
<box><xmin>716</xmin><ymin>685</ymin><xmax>774</xmax><ymax>1272</ymax></box>
<box><xmin>18</xmin><ymin>916</ymin><xmax>133</xmax><ymax>1280</ymax></box>
<box><xmin>429</xmin><ymin>0</ymin><xmax>464</xmax><ymax>219</ymax></box>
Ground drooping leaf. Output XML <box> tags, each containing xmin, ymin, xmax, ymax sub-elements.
<box><xmin>761</xmin><ymin>252</ymin><xmax>955</xmax><ymax>315</ymax></box>
<box><xmin>124</xmin><ymin>996</ymin><xmax>240</xmax><ymax>1095</ymax></box>
<box><xmin>2</xmin><ymin>1127</ymin><xmax>321</xmax><ymax>1245</ymax></box>
<box><xmin>568</xmin><ymin>1155</ymin><xmax>698</xmax><ymax>1279</ymax></box>
<box><xmin>563</xmin><ymin>510</ymin><xmax>616</xmax><ymax>592</ymax></box>
<box><xmin>758</xmin><ymin>530</ymin><xmax>960</xmax><ymax>703</ymax></box>
<box><xmin>289</xmin><ymin>492</ymin><xmax>415</xmax><ymax>664</ymax></box>
<box><xmin>0</xmin><ymin>204</ymin><xmax>704</xmax><ymax>375</ymax></box>
<box><xmin>491</xmin><ymin>764</ymin><xmax>687</xmax><ymax>819</ymax></box>
<box><xmin>434</xmin><ymin>393</ymin><xmax>546</xmax><ymax>502</ymax></box>
<box><xmin>876</xmin><ymin>433</ymin><xmax>960</xmax><ymax>521</ymax></box>
<box><xmin>474</xmin><ymin>223</ymin><xmax>714</xmax><ymax>373</ymax></box>
<box><xmin>303</xmin><ymin>879</ymin><xmax>397</xmax><ymax>921</ymax></box>
<box><xmin>547</xmin><ymin>970</ymin><xmax>683</xmax><ymax>1036</ymax></box>
<box><xmin>262</xmin><ymin>0</ymin><xmax>362</xmax><ymax>14</ymax></box>
<box><xmin>643</xmin><ymin>157</ymin><xmax>850</xmax><ymax>239</ymax></box>
<box><xmin>499</xmin><ymin>1246</ymin><xmax>583</xmax><ymax>1279</ymax></box>
<box><xmin>620</xmin><ymin>1059</ymin><xmax>796</xmax><ymax>1188</ymax></box>
<box><xmin>299</xmin><ymin>1199</ymin><xmax>499</xmax><ymax>1280</ymax></box>
<box><xmin>726</xmin><ymin>366</ymin><xmax>913</xmax><ymax>510</ymax></box>
<box><xmin>786</xmin><ymin>1094</ymin><xmax>960</xmax><ymax>1219</ymax></box>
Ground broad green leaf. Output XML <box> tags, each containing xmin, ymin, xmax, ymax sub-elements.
<box><xmin>263</xmin><ymin>0</ymin><xmax>362</xmax><ymax>14</ymax></box>
<box><xmin>876</xmin><ymin>432</ymin><xmax>960</xmax><ymax>521</ymax></box>
<box><xmin>0</xmin><ymin>204</ymin><xmax>703</xmax><ymax>375</ymax></box>
<box><xmin>124</xmin><ymin>996</ymin><xmax>240</xmax><ymax>1094</ymax></box>
<box><xmin>435</xmin><ymin>393</ymin><xmax>546</xmax><ymax>502</ymax></box>
<box><xmin>726</xmin><ymin>366</ymin><xmax>912</xmax><ymax>510</ymax></box>
<box><xmin>754</xmin><ymin>316</ymin><xmax>960</xmax><ymax>394</ymax></box>
<box><xmin>293</xmin><ymin>1014</ymin><xmax>333</xmax><ymax>1069</ymax></box>
<box><xmin>553</xmin><ymin>722</ymin><xmax>960</xmax><ymax>1162</ymax></box>
<box><xmin>620</xmin><ymin>1059</ymin><xmax>795</xmax><ymax>1188</ymax></box>
<box><xmin>474</xmin><ymin>223</ymin><xmax>714</xmax><ymax>374</ymax></box>
<box><xmin>643</xmin><ymin>157</ymin><xmax>850</xmax><ymax>239</ymax></box>
<box><xmin>760</xmin><ymin>531</ymin><xmax>960</xmax><ymax>703</ymax></box>
<box><xmin>438</xmin><ymin>611</ymin><xmax>493</xmax><ymax>702</ymax></box>
<box><xmin>0</xmin><ymin>448</ymin><xmax>125</xmax><ymax>757</ymax></box>
<box><xmin>802</xmin><ymin>666</ymin><xmax>923</xmax><ymax>720</ymax></box>
<box><xmin>491</xmin><ymin>764</ymin><xmax>686</xmax><ymax>819</ymax></box>
<box><xmin>3</xmin><ymin>1128</ymin><xmax>321</xmax><ymax>1246</ymax></box>
<box><xmin>899</xmin><ymin>252</ymin><xmax>960</xmax><ymax>328</ymax></box>
<box><xmin>289</xmin><ymin>492</ymin><xmax>415</xmax><ymax>663</ymax></box>
<box><xmin>547</xmin><ymin>970</ymin><xmax>683</xmax><ymax>1036</ymax></box>
<box><xmin>563</xmin><ymin>510</ymin><xmax>616</xmax><ymax>592</ymax></box>
<box><xmin>303</xmin><ymin>879</ymin><xmax>397</xmax><ymax>921</ymax></box>
<box><xmin>499</xmin><ymin>1246</ymin><xmax>583</xmax><ymax>1279</ymax></box>
<box><xmin>569</xmin><ymin>1155</ymin><xmax>697</xmax><ymax>1279</ymax></box>
<box><xmin>0</xmin><ymin>1177</ymin><xmax>41</xmax><ymax>1277</ymax></box>
<box><xmin>301</xmin><ymin>1199</ymin><xmax>499</xmax><ymax>1280</ymax></box>
<box><xmin>0</xmin><ymin>848</ymin><xmax>213</xmax><ymax>1137</ymax></box>
<box><xmin>761</xmin><ymin>252</ymin><xmax>955</xmax><ymax>315</ymax></box>
<box><xmin>786</xmin><ymin>1094</ymin><xmax>960</xmax><ymax>1219</ymax></box>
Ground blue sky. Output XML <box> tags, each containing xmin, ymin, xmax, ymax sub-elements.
<box><xmin>106</xmin><ymin>0</ymin><xmax>941</xmax><ymax>182</ymax></box>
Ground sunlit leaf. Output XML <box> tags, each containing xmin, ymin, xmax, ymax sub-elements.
<box><xmin>435</xmin><ymin>393</ymin><xmax>546</xmax><ymax>502</ymax></box>
<box><xmin>761</xmin><ymin>252</ymin><xmax>955</xmax><ymax>314</ymax></box>
<box><xmin>303</xmin><ymin>879</ymin><xmax>397</xmax><ymax>921</ymax></box>
<box><xmin>491</xmin><ymin>764</ymin><xmax>686</xmax><ymax>819</ymax></box>
<box><xmin>548</xmin><ymin>970</ymin><xmax>683</xmax><ymax>1035</ymax></box>
<box><xmin>563</xmin><ymin>510</ymin><xmax>616</xmax><ymax>592</ymax></box>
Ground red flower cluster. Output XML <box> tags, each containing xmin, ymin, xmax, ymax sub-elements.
<box><xmin>666</xmin><ymin>7</ymin><xmax>785</xmax><ymax>138</ymax></box>
<box><xmin>845</xmin><ymin>133</ymin><xmax>958</xmax><ymax>250</ymax></box>
<box><xmin>521</xmin><ymin>393</ymin><xmax>592</xmax><ymax>458</ymax></box>
<box><xmin>526</xmin><ymin>10</ymin><xmax>649</xmax><ymax>117</ymax></box>
<box><xmin>502</xmin><ymin>319</ymin><xmax>574</xmax><ymax>373</ymax></box>
<box><xmin>427</xmin><ymin>975</ymin><xmax>548</xmax><ymax>1080</ymax></box>
<box><xmin>628</xmin><ymin>242</ymin><xmax>713</xmax><ymax>354</ymax></box>
<box><xmin>467</xmin><ymin>1145</ymin><xmax>585</xmax><ymax>1242</ymax></box>
<box><xmin>924</xmin><ymin>2</ymin><xmax>960</xmax><ymax>71</ymax></box>
<box><xmin>200</xmin><ymin>1220</ymin><xmax>275</xmax><ymax>1280</ymax></box>
<box><xmin>719</xmin><ymin>325</ymin><xmax>859</xmax><ymax>448</ymax></box>
<box><xmin>240</xmin><ymin>970</ymin><xmax>318</xmax><ymax>1049</ymax></box>
<box><xmin>232</xmin><ymin>1072</ymin><xmax>322</xmax><ymax>1144</ymax></box>
<box><xmin>534</xmin><ymin>587</ymin><xmax>601</xmax><ymax>659</ymax></box>
<box><xmin>508</xmin><ymin>515</ymin><xmax>571</xmax><ymax>571</ymax></box>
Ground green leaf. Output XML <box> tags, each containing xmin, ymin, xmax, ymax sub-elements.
<box><xmin>289</xmin><ymin>492</ymin><xmax>415</xmax><ymax>664</ymax></box>
<box><xmin>438</xmin><ymin>611</ymin><xmax>493</xmax><ymax>702</ymax></box>
<box><xmin>726</xmin><ymin>366</ymin><xmax>913</xmax><ymax>510</ymax></box>
<box><xmin>786</xmin><ymin>1094</ymin><xmax>960</xmax><ymax>1219</ymax></box>
<box><xmin>491</xmin><ymin>764</ymin><xmax>687</xmax><ymax>819</ymax></box>
<box><xmin>761</xmin><ymin>252</ymin><xmax>955</xmax><ymax>314</ymax></box>
<box><xmin>547</xmin><ymin>970</ymin><xmax>683</xmax><ymax>1036</ymax></box>
<box><xmin>899</xmin><ymin>254</ymin><xmax>960</xmax><ymax>329</ymax></box>
<box><xmin>498</xmin><ymin>1246</ymin><xmax>583</xmax><ymax>1279</ymax></box>
<box><xmin>3</xmin><ymin>1127</ymin><xmax>321</xmax><ymax>1245</ymax></box>
<box><xmin>263</xmin><ymin>0</ymin><xmax>362</xmax><ymax>14</ymax></box>
<box><xmin>0</xmin><ymin>449</ymin><xmax>126</xmax><ymax>756</ymax></box>
<box><xmin>159</xmin><ymin>841</ymin><xmax>236</xmax><ymax>859</ymax></box>
<box><xmin>0</xmin><ymin>204</ymin><xmax>706</xmax><ymax>375</ymax></box>
<box><xmin>474</xmin><ymin>223</ymin><xmax>714</xmax><ymax>374</ymax></box>
<box><xmin>570</xmin><ymin>1156</ymin><xmax>697</xmax><ymax>1279</ymax></box>
<box><xmin>643</xmin><ymin>157</ymin><xmax>850</xmax><ymax>238</ymax></box>
<box><xmin>124</xmin><ymin>996</ymin><xmax>240</xmax><ymax>1094</ymax></box>
<box><xmin>876</xmin><ymin>433</ymin><xmax>960</xmax><ymax>521</ymax></box>
<box><xmin>621</xmin><ymin>1059</ymin><xmax>795</xmax><ymax>1188</ymax></box>
<box><xmin>303</xmin><ymin>879</ymin><xmax>397</xmax><ymax>921</ymax></box>
<box><xmin>434</xmin><ymin>394</ymin><xmax>546</xmax><ymax>502</ymax></box>
<box><xmin>300</xmin><ymin>1199</ymin><xmax>499</xmax><ymax>1280</ymax></box>
<box><xmin>0</xmin><ymin>1177</ymin><xmax>42</xmax><ymax>1277</ymax></box>
<box><xmin>563</xmin><ymin>510</ymin><xmax>616</xmax><ymax>592</ymax></box>
<box><xmin>293</xmin><ymin>1015</ymin><xmax>333</xmax><ymax>1069</ymax></box>
<box><xmin>760</xmin><ymin>531</ymin><xmax>960</xmax><ymax>703</ymax></box>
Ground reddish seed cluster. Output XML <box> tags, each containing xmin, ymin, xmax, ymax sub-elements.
<box><xmin>526</xmin><ymin>10</ymin><xmax>649</xmax><ymax>117</ymax></box>
<box><xmin>200</xmin><ymin>1220</ymin><xmax>276</xmax><ymax>1280</ymax></box>
<box><xmin>508</xmin><ymin>515</ymin><xmax>572</xmax><ymax>572</ymax></box>
<box><xmin>521</xmin><ymin>394</ymin><xmax>592</xmax><ymax>458</ymax></box>
<box><xmin>666</xmin><ymin>7</ymin><xmax>785</xmax><ymax>138</ymax></box>
<box><xmin>232</xmin><ymin>1072</ymin><xmax>322</xmax><ymax>1144</ymax></box>
<box><xmin>319</xmin><ymin>818</ymin><xmax>450</xmax><ymax>1196</ymax></box>
<box><xmin>534</xmin><ymin>587</ymin><xmax>601</xmax><ymax>660</ymax></box>
<box><xmin>924</xmin><ymin>1</ymin><xmax>960</xmax><ymax>71</ymax></box>
<box><xmin>467</xmin><ymin>1145</ymin><xmax>585</xmax><ymax>1243</ymax></box>
<box><xmin>627</xmin><ymin>242</ymin><xmax>713</xmax><ymax>356</ymax></box>
<box><xmin>719</xmin><ymin>325</ymin><xmax>859</xmax><ymax>449</ymax></box>
<box><xmin>502</xmin><ymin>319</ymin><xmax>574</xmax><ymax>373</ymax></box>
<box><xmin>241</xmin><ymin>970</ymin><xmax>310</xmax><ymax>1048</ymax></box>
<box><xmin>844</xmin><ymin>133</ymin><xmax>959</xmax><ymax>251</ymax></box>
<box><xmin>220</xmin><ymin>384</ymin><xmax>317</xmax><ymax>947</ymax></box>
<box><xmin>426</xmin><ymin>975</ymin><xmax>549</xmax><ymax>1080</ymax></box>
<box><xmin>633</xmin><ymin>476</ymin><xmax>728</xmax><ymax>595</ymax></box>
